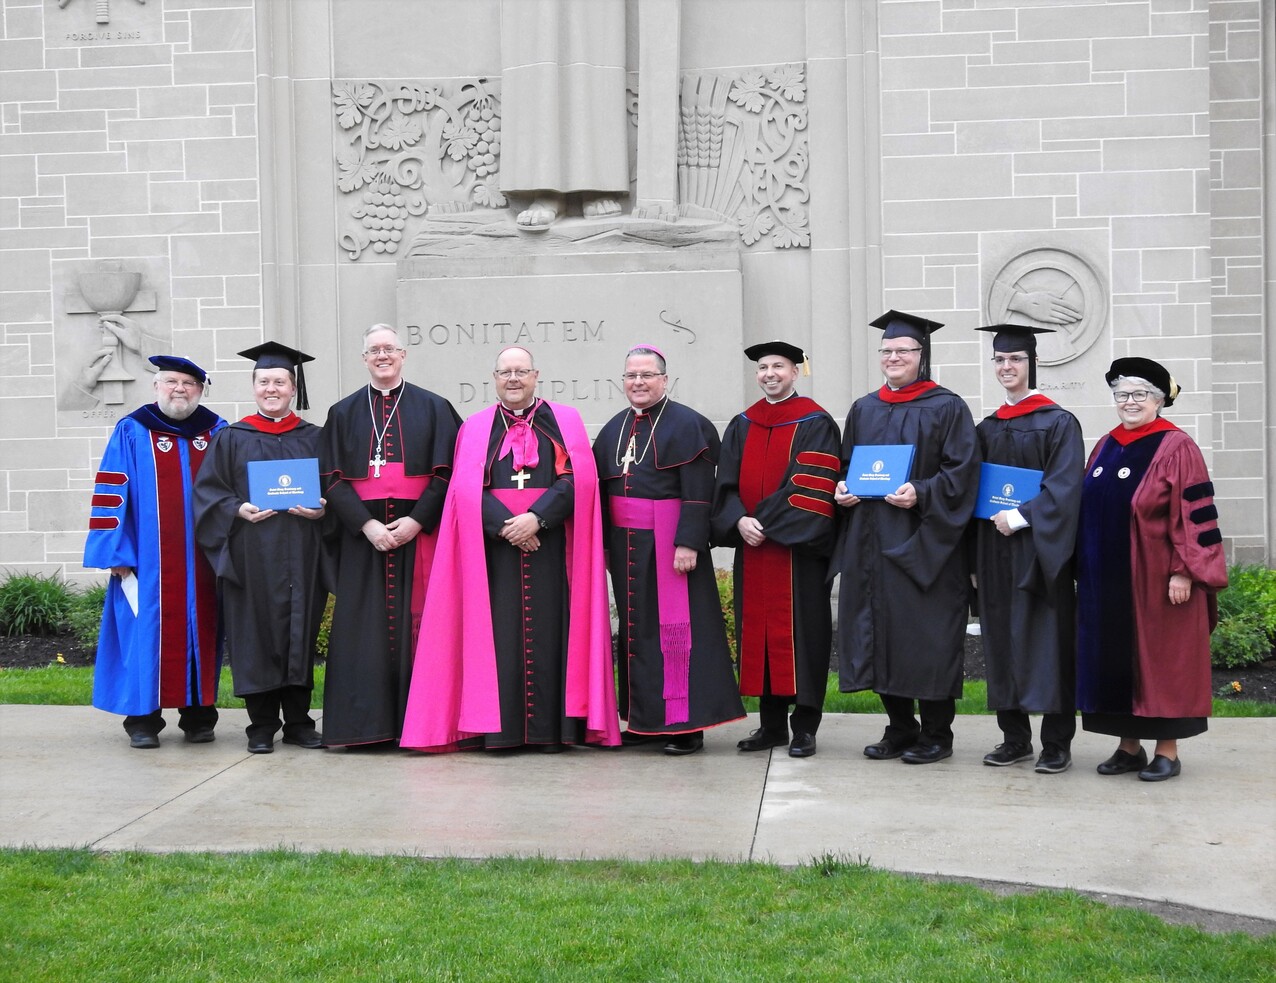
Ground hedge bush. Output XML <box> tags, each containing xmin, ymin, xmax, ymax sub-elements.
<box><xmin>1212</xmin><ymin>563</ymin><xmax>1276</xmax><ymax>669</ymax></box>
<box><xmin>0</xmin><ymin>573</ymin><xmax>74</xmax><ymax>637</ymax></box>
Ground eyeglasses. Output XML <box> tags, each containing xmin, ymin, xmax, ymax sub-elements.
<box><xmin>992</xmin><ymin>355</ymin><xmax>1029</xmax><ymax>366</ymax></box>
<box><xmin>495</xmin><ymin>368</ymin><xmax>535</xmax><ymax>380</ymax></box>
<box><xmin>363</xmin><ymin>346</ymin><xmax>404</xmax><ymax>357</ymax></box>
<box><xmin>878</xmin><ymin>347</ymin><xmax>923</xmax><ymax>358</ymax></box>
<box><xmin>621</xmin><ymin>372</ymin><xmax>665</xmax><ymax>382</ymax></box>
<box><xmin>1113</xmin><ymin>390</ymin><xmax>1153</xmax><ymax>403</ymax></box>
<box><xmin>156</xmin><ymin>378</ymin><xmax>201</xmax><ymax>390</ymax></box>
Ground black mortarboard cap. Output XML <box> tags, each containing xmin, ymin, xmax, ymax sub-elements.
<box><xmin>237</xmin><ymin>341</ymin><xmax>315</xmax><ymax>410</ymax></box>
<box><xmin>976</xmin><ymin>324</ymin><xmax>1055</xmax><ymax>388</ymax></box>
<box><xmin>1105</xmin><ymin>356</ymin><xmax>1179</xmax><ymax>408</ymax></box>
<box><xmin>870</xmin><ymin>310</ymin><xmax>943</xmax><ymax>381</ymax></box>
<box><xmin>149</xmin><ymin>355</ymin><xmax>209</xmax><ymax>386</ymax></box>
<box><xmin>744</xmin><ymin>340</ymin><xmax>806</xmax><ymax>366</ymax></box>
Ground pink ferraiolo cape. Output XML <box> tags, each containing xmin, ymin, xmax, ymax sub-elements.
<box><xmin>400</xmin><ymin>401</ymin><xmax>620</xmax><ymax>751</ymax></box>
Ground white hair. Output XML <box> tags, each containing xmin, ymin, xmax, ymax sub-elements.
<box><xmin>363</xmin><ymin>323</ymin><xmax>400</xmax><ymax>344</ymax></box>
<box><xmin>1109</xmin><ymin>375</ymin><xmax>1165</xmax><ymax>401</ymax></box>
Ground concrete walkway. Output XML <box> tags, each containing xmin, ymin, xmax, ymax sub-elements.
<box><xmin>2</xmin><ymin>706</ymin><xmax>1272</xmax><ymax>925</ymax></box>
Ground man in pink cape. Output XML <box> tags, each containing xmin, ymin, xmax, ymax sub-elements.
<box><xmin>401</xmin><ymin>347</ymin><xmax>619</xmax><ymax>752</ymax></box>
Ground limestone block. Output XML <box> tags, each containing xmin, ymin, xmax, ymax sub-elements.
<box><xmin>0</xmin><ymin>534</ymin><xmax>46</xmax><ymax>564</ymax></box>
<box><xmin>221</xmin><ymin>203</ymin><xmax>261</xmax><ymax>235</ymax></box>
<box><xmin>174</xmin><ymin>52</ymin><xmax>255</xmax><ymax>87</ymax></box>
<box><xmin>1079</xmin><ymin>171</ymin><xmax>1196</xmax><ymax>217</ymax></box>
<box><xmin>139</xmin><ymin>85</ymin><xmax>209</xmax><ymax>119</ymax></box>
<box><xmin>171</xmin><ymin>233</ymin><xmax>260</xmax><ymax>277</ymax></box>
<box><xmin>190</xmin><ymin>6</ymin><xmax>254</xmax><ymax>52</ymax></box>
<box><xmin>79</xmin><ymin>43</ymin><xmax>168</xmax><ymax>68</ymax></box>
<box><xmin>883</xmin><ymin>134</ymin><xmax>955</xmax><ymax>157</ymax></box>
<box><xmin>126</xmin><ymin>141</ymin><xmax>183</xmax><ymax>173</ymax></box>
<box><xmin>942</xmin><ymin>7</ymin><xmax>1016</xmax><ymax>34</ymax></box>
<box><xmin>210</xmin><ymin>84</ymin><xmax>257</xmax><ymax>108</ymax></box>
<box><xmin>681</xmin><ymin>0</ymin><xmax>806</xmax><ymax>69</ymax></box>
<box><xmin>95</xmin><ymin>236</ymin><xmax>169</xmax><ymax>259</ymax></box>
<box><xmin>0</xmin><ymin>250</ymin><xmax>50</xmax><ymax>293</ymax></box>
<box><xmin>886</xmin><ymin>196</ymin><xmax>1054</xmax><ymax>234</ymax></box>
<box><xmin>1093</xmin><ymin>35</ymin><xmax>1192</xmax><ymax>71</ymax></box>
<box><xmin>199</xmin><ymin>180</ymin><xmax>257</xmax><ymax>203</ymax></box>
<box><xmin>38</xmin><ymin>151</ymin><xmax>128</xmax><ymax>176</ymax></box>
<box><xmin>332</xmin><ymin>0</ymin><xmax>501</xmax><ymax>79</ymax></box>
<box><xmin>933</xmin><ymin>83</ymin><xmax>1125</xmax><ymax>122</ymax></box>
<box><xmin>884</xmin><ymin>31</ymin><xmax>993</xmax><ymax>58</ymax></box>
<box><xmin>1019</xmin><ymin>2</ymin><xmax>1151</xmax><ymax>40</ymax></box>
<box><xmin>184</xmin><ymin>137</ymin><xmax>258</xmax><ymax>181</ymax></box>
<box><xmin>968</xmin><ymin>62</ymin><xmax>1092</xmax><ymax>88</ymax></box>
<box><xmin>59</xmin><ymin>88</ymin><xmax>137</xmax><ymax>111</ymax></box>
<box><xmin>1106</xmin><ymin>135</ymin><xmax>1207</xmax><ymax>172</ymax></box>
<box><xmin>881</xmin><ymin>91</ymin><xmax>930</xmax><ymax>134</ymax></box>
<box><xmin>151</xmin><ymin>182</ymin><xmax>201</xmax><ymax>215</ymax></box>
<box><xmin>879</xmin><ymin>2</ymin><xmax>942</xmax><ymax>36</ymax></box>
<box><xmin>884</xmin><ymin>154</ymin><xmax>1011</xmax><ymax>202</ymax></box>
<box><xmin>0</xmin><ymin>70</ymin><xmax>56</xmax><ymax>102</ymax></box>
<box><xmin>881</xmin><ymin>55</ymin><xmax>967</xmax><ymax>91</ymax></box>
<box><xmin>64</xmin><ymin>173</ymin><xmax>148</xmax><ymax>218</ymax></box>
<box><xmin>0</xmin><ymin>292</ymin><xmax>51</xmax><ymax>324</ymax></box>
<box><xmin>112</xmin><ymin>116</ymin><xmax>234</xmax><ymax>143</ymax></box>
<box><xmin>397</xmin><ymin>249</ymin><xmax>743</xmax><ymax>431</ymax></box>
<box><xmin>955</xmin><ymin>119</ymin><xmax>1040</xmax><ymax>154</ymax></box>
<box><xmin>60</xmin><ymin>66</ymin><xmax>174</xmax><ymax>91</ymax></box>
<box><xmin>26</xmin><ymin>492</ymin><xmax>88</xmax><ymax>534</ymax></box>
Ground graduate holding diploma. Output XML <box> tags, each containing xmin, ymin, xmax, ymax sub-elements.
<box><xmin>194</xmin><ymin>342</ymin><xmax>327</xmax><ymax>754</ymax></box>
<box><xmin>831</xmin><ymin>311</ymin><xmax>979</xmax><ymax>765</ymax></box>
<box><xmin>971</xmin><ymin>324</ymin><xmax>1084</xmax><ymax>775</ymax></box>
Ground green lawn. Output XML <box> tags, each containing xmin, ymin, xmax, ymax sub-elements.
<box><xmin>1</xmin><ymin>850</ymin><xmax>1272</xmax><ymax>983</ymax></box>
<box><xmin>2</xmin><ymin>663</ymin><xmax>1271</xmax><ymax>716</ymax></box>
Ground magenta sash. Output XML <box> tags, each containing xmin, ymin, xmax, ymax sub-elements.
<box><xmin>349</xmin><ymin>464</ymin><xmax>430</xmax><ymax>503</ymax></box>
<box><xmin>610</xmin><ymin>496</ymin><xmax>691</xmax><ymax>725</ymax></box>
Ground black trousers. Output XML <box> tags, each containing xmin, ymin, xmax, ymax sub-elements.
<box><xmin>878</xmin><ymin>694</ymin><xmax>956</xmax><ymax>748</ymax></box>
<box><xmin>758</xmin><ymin>694</ymin><xmax>823</xmax><ymax>738</ymax></box>
<box><xmin>997</xmin><ymin>709</ymin><xmax>1076</xmax><ymax>749</ymax></box>
<box><xmin>123</xmin><ymin>705</ymin><xmax>218</xmax><ymax>738</ymax></box>
<box><xmin>242</xmin><ymin>686</ymin><xmax>315</xmax><ymax>742</ymax></box>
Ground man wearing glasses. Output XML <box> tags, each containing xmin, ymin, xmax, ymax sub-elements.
<box><xmin>832</xmin><ymin>311</ymin><xmax>979</xmax><ymax>765</ymax></box>
<box><xmin>401</xmin><ymin>346</ymin><xmax>619</xmax><ymax>753</ymax></box>
<box><xmin>971</xmin><ymin>325</ymin><xmax>1084</xmax><ymax>774</ymax></box>
<box><xmin>592</xmin><ymin>346</ymin><xmax>745</xmax><ymax>755</ymax></box>
<box><xmin>319</xmin><ymin>324</ymin><xmax>460</xmax><ymax>748</ymax></box>
<box><xmin>84</xmin><ymin>356</ymin><xmax>227</xmax><ymax>748</ymax></box>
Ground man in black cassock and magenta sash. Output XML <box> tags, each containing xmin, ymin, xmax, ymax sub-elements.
<box><xmin>594</xmin><ymin>345</ymin><xmax>745</xmax><ymax>756</ymax></box>
<box><xmin>319</xmin><ymin>324</ymin><xmax>460</xmax><ymax>747</ymax></box>
<box><xmin>712</xmin><ymin>341</ymin><xmax>841</xmax><ymax>759</ymax></box>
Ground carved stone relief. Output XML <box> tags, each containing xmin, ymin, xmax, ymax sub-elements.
<box><xmin>50</xmin><ymin>0</ymin><xmax>158</xmax><ymax>45</ymax></box>
<box><xmin>335</xmin><ymin>63</ymin><xmax>810</xmax><ymax>258</ymax></box>
<box><xmin>986</xmin><ymin>248</ymin><xmax>1107</xmax><ymax>365</ymax></box>
<box><xmin>678</xmin><ymin>64</ymin><xmax>810</xmax><ymax>249</ymax></box>
<box><xmin>332</xmin><ymin>79</ymin><xmax>504</xmax><ymax>260</ymax></box>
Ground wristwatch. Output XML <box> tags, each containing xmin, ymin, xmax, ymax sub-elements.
<box><xmin>532</xmin><ymin>512</ymin><xmax>549</xmax><ymax>530</ymax></box>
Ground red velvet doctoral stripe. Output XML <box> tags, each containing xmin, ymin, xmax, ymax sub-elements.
<box><xmin>876</xmin><ymin>380</ymin><xmax>938</xmax><ymax>404</ymax></box>
<box><xmin>188</xmin><ymin>437</ymin><xmax>218</xmax><ymax>705</ymax></box>
<box><xmin>88</xmin><ymin>517</ymin><xmax>119</xmax><ymax>530</ymax></box>
<box><xmin>95</xmin><ymin>470</ymin><xmax>128</xmax><ymax>485</ymax></box>
<box><xmin>1107</xmin><ymin>416</ymin><xmax>1179</xmax><ymax>446</ymax></box>
<box><xmin>91</xmin><ymin>493</ymin><xmax>124</xmax><ymax>509</ymax></box>
<box><xmin>151</xmin><ymin>432</ymin><xmax>192</xmax><ymax>706</ymax></box>
<box><xmin>239</xmin><ymin>412</ymin><xmax>302</xmax><ymax>433</ymax></box>
<box><xmin>738</xmin><ymin>421</ymin><xmax>797</xmax><ymax>695</ymax></box>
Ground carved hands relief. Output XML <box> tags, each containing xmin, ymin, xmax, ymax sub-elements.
<box><xmin>987</xmin><ymin>249</ymin><xmax>1107</xmax><ymax>365</ymax></box>
<box><xmin>332</xmin><ymin>79</ymin><xmax>504</xmax><ymax>260</ymax></box>
<box><xmin>678</xmin><ymin>63</ymin><xmax>809</xmax><ymax>249</ymax></box>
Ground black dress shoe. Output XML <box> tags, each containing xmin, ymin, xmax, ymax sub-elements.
<box><xmin>1034</xmin><ymin>745</ymin><xmax>1072</xmax><ymax>774</ymax></box>
<box><xmin>788</xmin><ymin>733</ymin><xmax>817</xmax><ymax>758</ymax></box>
<box><xmin>982</xmin><ymin>741</ymin><xmax>1033</xmax><ymax>767</ymax></box>
<box><xmin>247</xmin><ymin>735</ymin><xmax>274</xmax><ymax>754</ymax></box>
<box><xmin>1137</xmin><ymin>754</ymin><xmax>1181</xmax><ymax>782</ymax></box>
<box><xmin>129</xmin><ymin>733</ymin><xmax>160</xmax><ymax>750</ymax></box>
<box><xmin>863</xmin><ymin>740</ymin><xmax>911</xmax><ymax>760</ymax></box>
<box><xmin>736</xmin><ymin>728</ymin><xmax>788</xmax><ymax>752</ymax></box>
<box><xmin>282</xmin><ymin>729</ymin><xmax>324</xmax><ymax>749</ymax></box>
<box><xmin>901</xmin><ymin>743</ymin><xmax>953</xmax><ymax>764</ymax></box>
<box><xmin>1096</xmin><ymin>747</ymin><xmax>1147</xmax><ymax>775</ymax></box>
<box><xmin>184</xmin><ymin>727</ymin><xmax>216</xmax><ymax>744</ymax></box>
<box><xmin>664</xmin><ymin>732</ymin><xmax>704</xmax><ymax>756</ymax></box>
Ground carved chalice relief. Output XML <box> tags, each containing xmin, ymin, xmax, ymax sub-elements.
<box><xmin>987</xmin><ymin>249</ymin><xmax>1107</xmax><ymax>365</ymax></box>
<box><xmin>76</xmin><ymin>266</ymin><xmax>142</xmax><ymax>405</ymax></box>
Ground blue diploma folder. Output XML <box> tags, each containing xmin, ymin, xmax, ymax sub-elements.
<box><xmin>247</xmin><ymin>457</ymin><xmax>321</xmax><ymax>510</ymax></box>
<box><xmin>974</xmin><ymin>462</ymin><xmax>1043</xmax><ymax>520</ymax></box>
<box><xmin>844</xmin><ymin>444</ymin><xmax>914</xmax><ymax>498</ymax></box>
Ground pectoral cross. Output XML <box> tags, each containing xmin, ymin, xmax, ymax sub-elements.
<box><xmin>512</xmin><ymin>468</ymin><xmax>531</xmax><ymax>490</ymax></box>
<box><xmin>370</xmin><ymin>450</ymin><xmax>385</xmax><ymax>479</ymax></box>
<box><xmin>621</xmin><ymin>435</ymin><xmax>638</xmax><ymax>475</ymax></box>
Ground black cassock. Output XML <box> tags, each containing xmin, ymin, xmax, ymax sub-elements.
<box><xmin>193</xmin><ymin>417</ymin><xmax>325</xmax><ymax>696</ymax></box>
<box><xmin>319</xmin><ymin>382</ymin><xmax>460</xmax><ymax>745</ymax></box>
<box><xmin>973</xmin><ymin>398</ymin><xmax>1084</xmax><ymax>715</ymax></box>
<box><xmin>833</xmin><ymin>385</ymin><xmax>980</xmax><ymax>700</ymax></box>
<box><xmin>594</xmin><ymin>398</ymin><xmax>745</xmax><ymax>735</ymax></box>
<box><xmin>474</xmin><ymin>402</ymin><xmax>583</xmax><ymax>748</ymax></box>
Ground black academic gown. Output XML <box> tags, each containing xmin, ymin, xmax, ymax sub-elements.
<box><xmin>475</xmin><ymin>401</ymin><xmax>583</xmax><ymax>748</ymax></box>
<box><xmin>319</xmin><ymin>382</ymin><xmax>460</xmax><ymax>745</ymax></box>
<box><xmin>833</xmin><ymin>385</ymin><xmax>980</xmax><ymax>701</ymax></box>
<box><xmin>711</xmin><ymin>396</ymin><xmax>842</xmax><ymax>711</ymax></box>
<box><xmin>193</xmin><ymin>416</ymin><xmax>324</xmax><ymax>696</ymax></box>
<box><xmin>594</xmin><ymin>398</ymin><xmax>745</xmax><ymax>735</ymax></box>
<box><xmin>973</xmin><ymin>397</ymin><xmax>1083</xmax><ymax>714</ymax></box>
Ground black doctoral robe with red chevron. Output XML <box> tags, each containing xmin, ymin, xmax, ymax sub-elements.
<box><xmin>711</xmin><ymin>395</ymin><xmax>841</xmax><ymax>707</ymax></box>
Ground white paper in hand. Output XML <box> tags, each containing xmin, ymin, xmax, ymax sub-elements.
<box><xmin>120</xmin><ymin>572</ymin><xmax>139</xmax><ymax>617</ymax></box>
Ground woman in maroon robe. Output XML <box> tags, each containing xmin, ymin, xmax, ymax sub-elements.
<box><xmin>1075</xmin><ymin>357</ymin><xmax>1227</xmax><ymax>782</ymax></box>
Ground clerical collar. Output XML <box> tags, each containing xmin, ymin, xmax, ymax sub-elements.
<box><xmin>633</xmin><ymin>396</ymin><xmax>668</xmax><ymax>418</ymax></box>
<box><xmin>765</xmin><ymin>391</ymin><xmax>797</xmax><ymax>405</ymax></box>
<box><xmin>501</xmin><ymin>397</ymin><xmax>538</xmax><ymax>418</ymax></box>
<box><xmin>257</xmin><ymin>411</ymin><xmax>288</xmax><ymax>422</ymax></box>
<box><xmin>371</xmin><ymin>381</ymin><xmax>403</xmax><ymax>397</ymax></box>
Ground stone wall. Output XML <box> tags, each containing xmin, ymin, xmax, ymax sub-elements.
<box><xmin>0</xmin><ymin>0</ymin><xmax>1270</xmax><ymax>583</ymax></box>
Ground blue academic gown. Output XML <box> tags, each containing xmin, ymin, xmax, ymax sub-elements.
<box><xmin>84</xmin><ymin>404</ymin><xmax>227</xmax><ymax>716</ymax></box>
